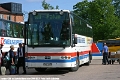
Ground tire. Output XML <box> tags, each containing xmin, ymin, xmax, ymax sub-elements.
<box><xmin>85</xmin><ymin>61</ymin><xmax>90</xmax><ymax>65</ymax></box>
<box><xmin>109</xmin><ymin>60</ymin><xmax>111</xmax><ymax>64</ymax></box>
<box><xmin>89</xmin><ymin>52</ymin><xmax>92</xmax><ymax>63</ymax></box>
<box><xmin>69</xmin><ymin>56</ymin><xmax>79</xmax><ymax>72</ymax></box>
<box><xmin>35</xmin><ymin>68</ymin><xmax>47</xmax><ymax>72</ymax></box>
<box><xmin>112</xmin><ymin>60</ymin><xmax>114</xmax><ymax>64</ymax></box>
<box><xmin>118</xmin><ymin>60</ymin><xmax>120</xmax><ymax>64</ymax></box>
<box><xmin>84</xmin><ymin>53</ymin><xmax>91</xmax><ymax>65</ymax></box>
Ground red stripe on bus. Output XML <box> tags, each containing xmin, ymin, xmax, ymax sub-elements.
<box><xmin>79</xmin><ymin>51</ymin><xmax>90</xmax><ymax>55</ymax></box>
<box><xmin>26</xmin><ymin>52</ymin><xmax>77</xmax><ymax>57</ymax></box>
<box><xmin>26</xmin><ymin>50</ymin><xmax>90</xmax><ymax>57</ymax></box>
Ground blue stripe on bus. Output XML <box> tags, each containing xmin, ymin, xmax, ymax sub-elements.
<box><xmin>92</xmin><ymin>53</ymin><xmax>102</xmax><ymax>56</ymax></box>
<box><xmin>25</xmin><ymin>58</ymin><xmax>76</xmax><ymax>63</ymax></box>
<box><xmin>80</xmin><ymin>54</ymin><xmax>89</xmax><ymax>59</ymax></box>
<box><xmin>25</xmin><ymin>54</ymin><xmax>89</xmax><ymax>63</ymax></box>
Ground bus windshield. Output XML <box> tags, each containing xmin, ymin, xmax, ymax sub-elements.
<box><xmin>27</xmin><ymin>12</ymin><xmax>71</xmax><ymax>47</ymax></box>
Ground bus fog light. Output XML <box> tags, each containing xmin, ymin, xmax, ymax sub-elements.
<box><xmin>68</xmin><ymin>56</ymin><xmax>71</xmax><ymax>59</ymax></box>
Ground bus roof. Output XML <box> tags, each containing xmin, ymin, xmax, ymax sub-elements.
<box><xmin>0</xmin><ymin>19</ymin><xmax>24</xmax><ymax>25</ymax></box>
<box><xmin>107</xmin><ymin>39</ymin><xmax>116</xmax><ymax>40</ymax></box>
<box><xmin>116</xmin><ymin>38</ymin><xmax>120</xmax><ymax>40</ymax></box>
<box><xmin>29</xmin><ymin>10</ymin><xmax>70</xmax><ymax>13</ymax></box>
<box><xmin>98</xmin><ymin>40</ymin><xmax>105</xmax><ymax>41</ymax></box>
<box><xmin>19</xmin><ymin>22</ymin><xmax>24</xmax><ymax>24</ymax></box>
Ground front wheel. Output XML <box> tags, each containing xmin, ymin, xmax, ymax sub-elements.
<box><xmin>69</xmin><ymin>56</ymin><xmax>79</xmax><ymax>72</ymax></box>
<box><xmin>84</xmin><ymin>53</ymin><xmax>91</xmax><ymax>65</ymax></box>
<box><xmin>35</xmin><ymin>68</ymin><xmax>47</xmax><ymax>72</ymax></box>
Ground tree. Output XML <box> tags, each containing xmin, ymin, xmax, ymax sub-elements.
<box><xmin>112</xmin><ymin>0</ymin><xmax>120</xmax><ymax>18</ymax></box>
<box><xmin>42</xmin><ymin>0</ymin><xmax>59</xmax><ymax>10</ymax></box>
<box><xmin>73</xmin><ymin>0</ymin><xmax>89</xmax><ymax>21</ymax></box>
<box><xmin>42</xmin><ymin>0</ymin><xmax>50</xmax><ymax>9</ymax></box>
<box><xmin>73</xmin><ymin>0</ymin><xmax>120</xmax><ymax>41</ymax></box>
<box><xmin>56</xmin><ymin>5</ymin><xmax>59</xmax><ymax>9</ymax></box>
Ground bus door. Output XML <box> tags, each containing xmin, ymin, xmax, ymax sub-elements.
<box><xmin>25</xmin><ymin>45</ymin><xmax>28</xmax><ymax>67</ymax></box>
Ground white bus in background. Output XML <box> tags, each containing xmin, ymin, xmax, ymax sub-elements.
<box><xmin>24</xmin><ymin>10</ymin><xmax>93</xmax><ymax>72</ymax></box>
<box><xmin>0</xmin><ymin>19</ymin><xmax>24</xmax><ymax>55</ymax></box>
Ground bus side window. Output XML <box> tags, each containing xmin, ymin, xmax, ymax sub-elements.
<box><xmin>13</xmin><ymin>23</ymin><xmax>18</xmax><ymax>38</ymax></box>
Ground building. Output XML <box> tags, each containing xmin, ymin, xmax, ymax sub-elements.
<box><xmin>0</xmin><ymin>2</ymin><xmax>24</xmax><ymax>22</ymax></box>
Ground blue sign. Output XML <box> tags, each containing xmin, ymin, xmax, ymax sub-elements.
<box><xmin>4</xmin><ymin>39</ymin><xmax>23</xmax><ymax>45</ymax></box>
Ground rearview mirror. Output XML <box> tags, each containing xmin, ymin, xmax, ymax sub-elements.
<box><xmin>74</xmin><ymin>37</ymin><xmax>77</xmax><ymax>44</ymax></box>
<box><xmin>72</xmin><ymin>34</ymin><xmax>77</xmax><ymax>44</ymax></box>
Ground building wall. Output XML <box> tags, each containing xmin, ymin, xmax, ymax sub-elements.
<box><xmin>0</xmin><ymin>13</ymin><xmax>23</xmax><ymax>22</ymax></box>
<box><xmin>14</xmin><ymin>15</ymin><xmax>24</xmax><ymax>22</ymax></box>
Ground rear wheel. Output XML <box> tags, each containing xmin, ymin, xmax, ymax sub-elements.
<box><xmin>89</xmin><ymin>52</ymin><xmax>92</xmax><ymax>63</ymax></box>
<box><xmin>35</xmin><ymin>68</ymin><xmax>47</xmax><ymax>72</ymax></box>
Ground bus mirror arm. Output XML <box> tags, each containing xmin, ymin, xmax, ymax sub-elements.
<box><xmin>71</xmin><ymin>37</ymin><xmax>77</xmax><ymax>47</ymax></box>
<box><xmin>32</xmin><ymin>45</ymin><xmax>35</xmax><ymax>49</ymax></box>
<box><xmin>71</xmin><ymin>44</ymin><xmax>75</xmax><ymax>47</ymax></box>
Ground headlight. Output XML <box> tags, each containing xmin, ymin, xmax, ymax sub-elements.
<box><xmin>61</xmin><ymin>56</ymin><xmax>71</xmax><ymax>59</ymax></box>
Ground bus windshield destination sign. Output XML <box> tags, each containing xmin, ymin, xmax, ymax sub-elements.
<box><xmin>34</xmin><ymin>13</ymin><xmax>62</xmax><ymax>20</ymax></box>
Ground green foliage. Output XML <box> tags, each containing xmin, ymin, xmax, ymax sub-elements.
<box><xmin>42</xmin><ymin>0</ymin><xmax>59</xmax><ymax>10</ymax></box>
<box><xmin>73</xmin><ymin>0</ymin><xmax>120</xmax><ymax>41</ymax></box>
<box><xmin>56</xmin><ymin>5</ymin><xmax>59</xmax><ymax>9</ymax></box>
<box><xmin>112</xmin><ymin>0</ymin><xmax>120</xmax><ymax>18</ymax></box>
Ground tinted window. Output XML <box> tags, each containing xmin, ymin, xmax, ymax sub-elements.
<box><xmin>70</xmin><ymin>12</ymin><xmax>92</xmax><ymax>37</ymax></box>
<box><xmin>0</xmin><ymin>19</ymin><xmax>24</xmax><ymax>38</ymax></box>
<box><xmin>27</xmin><ymin>12</ymin><xmax>70</xmax><ymax>47</ymax></box>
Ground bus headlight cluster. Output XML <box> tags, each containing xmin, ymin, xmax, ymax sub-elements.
<box><xmin>27</xmin><ymin>56</ymin><xmax>35</xmax><ymax>60</ymax></box>
<box><xmin>61</xmin><ymin>56</ymin><xmax>71</xmax><ymax>59</ymax></box>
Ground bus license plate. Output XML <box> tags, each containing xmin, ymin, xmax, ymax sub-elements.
<box><xmin>43</xmin><ymin>63</ymin><xmax>52</xmax><ymax>66</ymax></box>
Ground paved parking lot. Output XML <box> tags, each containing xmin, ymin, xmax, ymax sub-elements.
<box><xmin>0</xmin><ymin>59</ymin><xmax>120</xmax><ymax>80</ymax></box>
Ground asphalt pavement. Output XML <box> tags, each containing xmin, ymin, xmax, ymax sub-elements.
<box><xmin>0</xmin><ymin>59</ymin><xmax>120</xmax><ymax>80</ymax></box>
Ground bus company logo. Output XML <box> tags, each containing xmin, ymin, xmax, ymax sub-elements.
<box><xmin>0</xmin><ymin>37</ymin><xmax>23</xmax><ymax>45</ymax></box>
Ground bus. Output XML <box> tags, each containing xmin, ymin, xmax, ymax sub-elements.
<box><xmin>97</xmin><ymin>38</ymin><xmax>120</xmax><ymax>54</ymax></box>
<box><xmin>105</xmin><ymin>39</ymin><xmax>120</xmax><ymax>52</ymax></box>
<box><xmin>0</xmin><ymin>19</ymin><xmax>24</xmax><ymax>55</ymax></box>
<box><xmin>24</xmin><ymin>10</ymin><xmax>93</xmax><ymax>72</ymax></box>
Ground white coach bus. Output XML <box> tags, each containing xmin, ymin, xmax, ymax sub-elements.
<box><xmin>24</xmin><ymin>10</ymin><xmax>93</xmax><ymax>72</ymax></box>
<box><xmin>0</xmin><ymin>19</ymin><xmax>24</xmax><ymax>55</ymax></box>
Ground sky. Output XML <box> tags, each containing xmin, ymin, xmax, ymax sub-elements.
<box><xmin>0</xmin><ymin>0</ymin><xmax>92</xmax><ymax>20</ymax></box>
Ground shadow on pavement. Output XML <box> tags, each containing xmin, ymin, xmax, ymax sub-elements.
<box><xmin>29</xmin><ymin>68</ymin><xmax>69</xmax><ymax>75</ymax></box>
<box><xmin>5</xmin><ymin>68</ymin><xmax>69</xmax><ymax>75</ymax></box>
